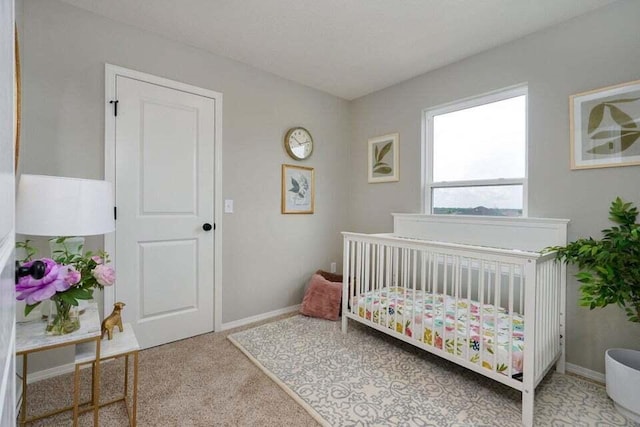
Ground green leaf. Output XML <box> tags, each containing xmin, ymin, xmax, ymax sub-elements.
<box><xmin>24</xmin><ymin>302</ymin><xmax>41</xmax><ymax>317</ymax></box>
<box><xmin>377</xmin><ymin>142</ymin><xmax>392</xmax><ymax>163</ymax></box>
<box><xmin>621</xmin><ymin>131</ymin><xmax>640</xmax><ymax>151</ymax></box>
<box><xmin>59</xmin><ymin>293</ymin><xmax>79</xmax><ymax>306</ymax></box>
<box><xmin>607</xmin><ymin>104</ymin><xmax>636</xmax><ymax>128</ymax></box>
<box><xmin>373</xmin><ymin>166</ymin><xmax>392</xmax><ymax>175</ymax></box>
<box><xmin>588</xmin><ymin>103</ymin><xmax>605</xmax><ymax>134</ymax></box>
<box><xmin>373</xmin><ymin>162</ymin><xmax>389</xmax><ymax>169</ymax></box>
<box><xmin>374</xmin><ymin>145</ymin><xmax>379</xmax><ymax>162</ymax></box>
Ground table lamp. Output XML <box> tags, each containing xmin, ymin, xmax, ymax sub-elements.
<box><xmin>16</xmin><ymin>174</ymin><xmax>115</xmax><ymax>238</ymax></box>
<box><xmin>15</xmin><ymin>174</ymin><xmax>115</xmax><ymax>319</ymax></box>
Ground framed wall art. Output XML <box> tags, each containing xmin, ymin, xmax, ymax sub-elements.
<box><xmin>570</xmin><ymin>79</ymin><xmax>640</xmax><ymax>170</ymax></box>
<box><xmin>281</xmin><ymin>164</ymin><xmax>314</xmax><ymax>214</ymax></box>
<box><xmin>368</xmin><ymin>133</ymin><xmax>399</xmax><ymax>183</ymax></box>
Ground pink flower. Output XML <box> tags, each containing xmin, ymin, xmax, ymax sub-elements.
<box><xmin>91</xmin><ymin>255</ymin><xmax>104</xmax><ymax>265</ymax></box>
<box><xmin>93</xmin><ymin>264</ymin><xmax>115</xmax><ymax>286</ymax></box>
<box><xmin>61</xmin><ymin>265</ymin><xmax>81</xmax><ymax>286</ymax></box>
<box><xmin>15</xmin><ymin>258</ymin><xmax>72</xmax><ymax>305</ymax></box>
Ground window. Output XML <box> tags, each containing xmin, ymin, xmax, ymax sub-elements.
<box><xmin>423</xmin><ymin>86</ymin><xmax>527</xmax><ymax>216</ymax></box>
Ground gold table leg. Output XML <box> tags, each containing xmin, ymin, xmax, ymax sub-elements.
<box><xmin>20</xmin><ymin>353</ymin><xmax>27</xmax><ymax>427</ymax></box>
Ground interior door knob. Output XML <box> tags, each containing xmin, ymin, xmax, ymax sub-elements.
<box><xmin>15</xmin><ymin>260</ymin><xmax>46</xmax><ymax>284</ymax></box>
<box><xmin>202</xmin><ymin>223</ymin><xmax>213</xmax><ymax>231</ymax></box>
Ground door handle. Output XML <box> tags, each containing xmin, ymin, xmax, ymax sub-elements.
<box><xmin>202</xmin><ymin>223</ymin><xmax>213</xmax><ymax>231</ymax></box>
<box><xmin>15</xmin><ymin>260</ymin><xmax>46</xmax><ymax>284</ymax></box>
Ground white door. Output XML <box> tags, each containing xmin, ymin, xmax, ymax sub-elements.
<box><xmin>112</xmin><ymin>73</ymin><xmax>217</xmax><ymax>349</ymax></box>
<box><xmin>0</xmin><ymin>0</ymin><xmax>16</xmax><ymax>422</ymax></box>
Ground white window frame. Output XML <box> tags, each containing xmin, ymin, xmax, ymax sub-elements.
<box><xmin>421</xmin><ymin>84</ymin><xmax>529</xmax><ymax>216</ymax></box>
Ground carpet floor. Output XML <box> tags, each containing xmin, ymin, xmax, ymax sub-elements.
<box><xmin>21</xmin><ymin>314</ymin><xmax>638</xmax><ymax>426</ymax></box>
<box><xmin>21</xmin><ymin>313</ymin><xmax>318</xmax><ymax>426</ymax></box>
<box><xmin>229</xmin><ymin>316</ymin><xmax>639</xmax><ymax>427</ymax></box>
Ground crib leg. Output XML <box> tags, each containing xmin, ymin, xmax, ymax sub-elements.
<box><xmin>522</xmin><ymin>389</ymin><xmax>535</xmax><ymax>427</ymax></box>
<box><xmin>341</xmin><ymin>315</ymin><xmax>348</xmax><ymax>333</ymax></box>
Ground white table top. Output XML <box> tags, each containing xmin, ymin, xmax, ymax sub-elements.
<box><xmin>16</xmin><ymin>303</ymin><xmax>102</xmax><ymax>354</ymax></box>
<box><xmin>75</xmin><ymin>323</ymin><xmax>140</xmax><ymax>364</ymax></box>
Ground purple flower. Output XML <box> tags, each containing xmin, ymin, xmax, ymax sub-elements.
<box><xmin>92</xmin><ymin>264</ymin><xmax>115</xmax><ymax>286</ymax></box>
<box><xmin>15</xmin><ymin>258</ymin><xmax>73</xmax><ymax>305</ymax></box>
<box><xmin>91</xmin><ymin>255</ymin><xmax>103</xmax><ymax>265</ymax></box>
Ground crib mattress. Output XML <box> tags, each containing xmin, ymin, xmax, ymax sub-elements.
<box><xmin>353</xmin><ymin>287</ymin><xmax>524</xmax><ymax>376</ymax></box>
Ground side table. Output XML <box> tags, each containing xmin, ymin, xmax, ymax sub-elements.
<box><xmin>15</xmin><ymin>303</ymin><xmax>102</xmax><ymax>426</ymax></box>
<box><xmin>75</xmin><ymin>322</ymin><xmax>140</xmax><ymax>426</ymax></box>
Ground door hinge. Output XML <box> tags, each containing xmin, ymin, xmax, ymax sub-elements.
<box><xmin>214</xmin><ymin>223</ymin><xmax>216</xmax><ymax>230</ymax></box>
<box><xmin>109</xmin><ymin>100</ymin><xmax>119</xmax><ymax>116</ymax></box>
<box><xmin>114</xmin><ymin>206</ymin><xmax>117</xmax><ymax>220</ymax></box>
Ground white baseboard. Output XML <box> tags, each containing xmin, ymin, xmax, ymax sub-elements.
<box><xmin>220</xmin><ymin>304</ymin><xmax>300</xmax><ymax>331</ymax></box>
<box><xmin>23</xmin><ymin>362</ymin><xmax>77</xmax><ymax>384</ymax></box>
<box><xmin>566</xmin><ymin>362</ymin><xmax>605</xmax><ymax>384</ymax></box>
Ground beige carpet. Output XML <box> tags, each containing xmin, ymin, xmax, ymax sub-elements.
<box><xmin>229</xmin><ymin>315</ymin><xmax>639</xmax><ymax>427</ymax></box>
<box><xmin>21</xmin><ymin>313</ymin><xmax>318</xmax><ymax>426</ymax></box>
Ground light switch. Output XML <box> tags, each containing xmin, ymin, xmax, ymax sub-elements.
<box><xmin>224</xmin><ymin>199</ymin><xmax>234</xmax><ymax>213</ymax></box>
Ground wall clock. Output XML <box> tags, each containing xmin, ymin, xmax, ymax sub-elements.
<box><xmin>284</xmin><ymin>127</ymin><xmax>313</xmax><ymax>160</ymax></box>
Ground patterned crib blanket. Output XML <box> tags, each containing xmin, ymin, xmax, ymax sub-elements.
<box><xmin>353</xmin><ymin>287</ymin><xmax>524</xmax><ymax>376</ymax></box>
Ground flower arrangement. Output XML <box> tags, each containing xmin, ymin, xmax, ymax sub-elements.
<box><xmin>16</xmin><ymin>238</ymin><xmax>115</xmax><ymax>334</ymax></box>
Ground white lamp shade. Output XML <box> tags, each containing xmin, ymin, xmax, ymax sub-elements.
<box><xmin>16</xmin><ymin>174</ymin><xmax>115</xmax><ymax>236</ymax></box>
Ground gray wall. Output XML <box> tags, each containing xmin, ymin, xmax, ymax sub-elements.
<box><xmin>19</xmin><ymin>0</ymin><xmax>350</xmax><ymax>371</ymax></box>
<box><xmin>348</xmin><ymin>0</ymin><xmax>640</xmax><ymax>374</ymax></box>
<box><xmin>19</xmin><ymin>0</ymin><xmax>640</xmax><ymax>377</ymax></box>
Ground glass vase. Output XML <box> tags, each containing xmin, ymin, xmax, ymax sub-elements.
<box><xmin>46</xmin><ymin>297</ymin><xmax>80</xmax><ymax>335</ymax></box>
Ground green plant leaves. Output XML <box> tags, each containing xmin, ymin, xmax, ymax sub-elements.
<box><xmin>588</xmin><ymin>103</ymin><xmax>605</xmax><ymax>134</ymax></box>
<box><xmin>608</xmin><ymin>104</ymin><xmax>635</xmax><ymax>128</ymax></box>
<box><xmin>377</xmin><ymin>142</ymin><xmax>392</xmax><ymax>163</ymax></box>
<box><xmin>545</xmin><ymin>197</ymin><xmax>640</xmax><ymax>323</ymax></box>
<box><xmin>372</xmin><ymin>141</ymin><xmax>393</xmax><ymax>175</ymax></box>
<box><xmin>373</xmin><ymin>166</ymin><xmax>392</xmax><ymax>174</ymax></box>
<box><xmin>587</xmin><ymin>99</ymin><xmax>640</xmax><ymax>153</ymax></box>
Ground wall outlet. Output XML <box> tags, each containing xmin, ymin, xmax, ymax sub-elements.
<box><xmin>224</xmin><ymin>199</ymin><xmax>234</xmax><ymax>213</ymax></box>
<box><xmin>330</xmin><ymin>262</ymin><xmax>337</xmax><ymax>273</ymax></box>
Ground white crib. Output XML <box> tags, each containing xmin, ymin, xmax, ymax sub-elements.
<box><xmin>341</xmin><ymin>214</ymin><xmax>569</xmax><ymax>427</ymax></box>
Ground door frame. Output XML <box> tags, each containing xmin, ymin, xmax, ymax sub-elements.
<box><xmin>104</xmin><ymin>63</ymin><xmax>223</xmax><ymax>331</ymax></box>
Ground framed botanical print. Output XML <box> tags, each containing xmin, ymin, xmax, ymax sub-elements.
<box><xmin>281</xmin><ymin>164</ymin><xmax>314</xmax><ymax>214</ymax></box>
<box><xmin>570</xmin><ymin>79</ymin><xmax>640</xmax><ymax>169</ymax></box>
<box><xmin>368</xmin><ymin>133</ymin><xmax>399</xmax><ymax>183</ymax></box>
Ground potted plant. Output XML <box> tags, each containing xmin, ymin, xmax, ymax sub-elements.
<box><xmin>547</xmin><ymin>197</ymin><xmax>640</xmax><ymax>422</ymax></box>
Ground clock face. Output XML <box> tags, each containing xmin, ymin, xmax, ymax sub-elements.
<box><xmin>285</xmin><ymin>127</ymin><xmax>313</xmax><ymax>160</ymax></box>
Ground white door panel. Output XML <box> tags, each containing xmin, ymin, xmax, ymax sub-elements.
<box><xmin>114</xmin><ymin>75</ymin><xmax>215</xmax><ymax>349</ymax></box>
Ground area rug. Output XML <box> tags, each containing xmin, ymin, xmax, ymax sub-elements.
<box><xmin>228</xmin><ymin>315</ymin><xmax>636</xmax><ymax>427</ymax></box>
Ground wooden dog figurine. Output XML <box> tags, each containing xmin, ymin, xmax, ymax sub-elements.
<box><xmin>101</xmin><ymin>302</ymin><xmax>126</xmax><ymax>340</ymax></box>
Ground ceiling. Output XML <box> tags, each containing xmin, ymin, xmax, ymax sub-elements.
<box><xmin>60</xmin><ymin>0</ymin><xmax>618</xmax><ymax>100</ymax></box>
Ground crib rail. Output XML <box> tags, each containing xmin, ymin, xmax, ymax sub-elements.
<box><xmin>341</xmin><ymin>232</ymin><xmax>563</xmax><ymax>393</ymax></box>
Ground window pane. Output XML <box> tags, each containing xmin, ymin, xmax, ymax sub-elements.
<box><xmin>433</xmin><ymin>95</ymin><xmax>525</xmax><ymax>182</ymax></box>
<box><xmin>432</xmin><ymin>185</ymin><xmax>523</xmax><ymax>216</ymax></box>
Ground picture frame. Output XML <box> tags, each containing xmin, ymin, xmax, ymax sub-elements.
<box><xmin>281</xmin><ymin>164</ymin><xmax>314</xmax><ymax>214</ymax></box>
<box><xmin>570</xmin><ymin>79</ymin><xmax>640</xmax><ymax>170</ymax></box>
<box><xmin>368</xmin><ymin>133</ymin><xmax>399</xmax><ymax>183</ymax></box>
<box><xmin>14</xmin><ymin>25</ymin><xmax>21</xmax><ymax>172</ymax></box>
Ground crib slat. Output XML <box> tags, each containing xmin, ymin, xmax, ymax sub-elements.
<box><xmin>508</xmin><ymin>264</ymin><xmax>514</xmax><ymax>379</ymax></box>
<box><xmin>493</xmin><ymin>261</ymin><xmax>499</xmax><ymax>373</ymax></box>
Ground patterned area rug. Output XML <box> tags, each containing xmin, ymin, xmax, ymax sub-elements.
<box><xmin>229</xmin><ymin>316</ymin><xmax>638</xmax><ymax>427</ymax></box>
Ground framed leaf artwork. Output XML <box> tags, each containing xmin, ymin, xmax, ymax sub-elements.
<box><xmin>570</xmin><ymin>79</ymin><xmax>640</xmax><ymax>169</ymax></box>
<box><xmin>368</xmin><ymin>133</ymin><xmax>399</xmax><ymax>183</ymax></box>
<box><xmin>281</xmin><ymin>164</ymin><xmax>314</xmax><ymax>214</ymax></box>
